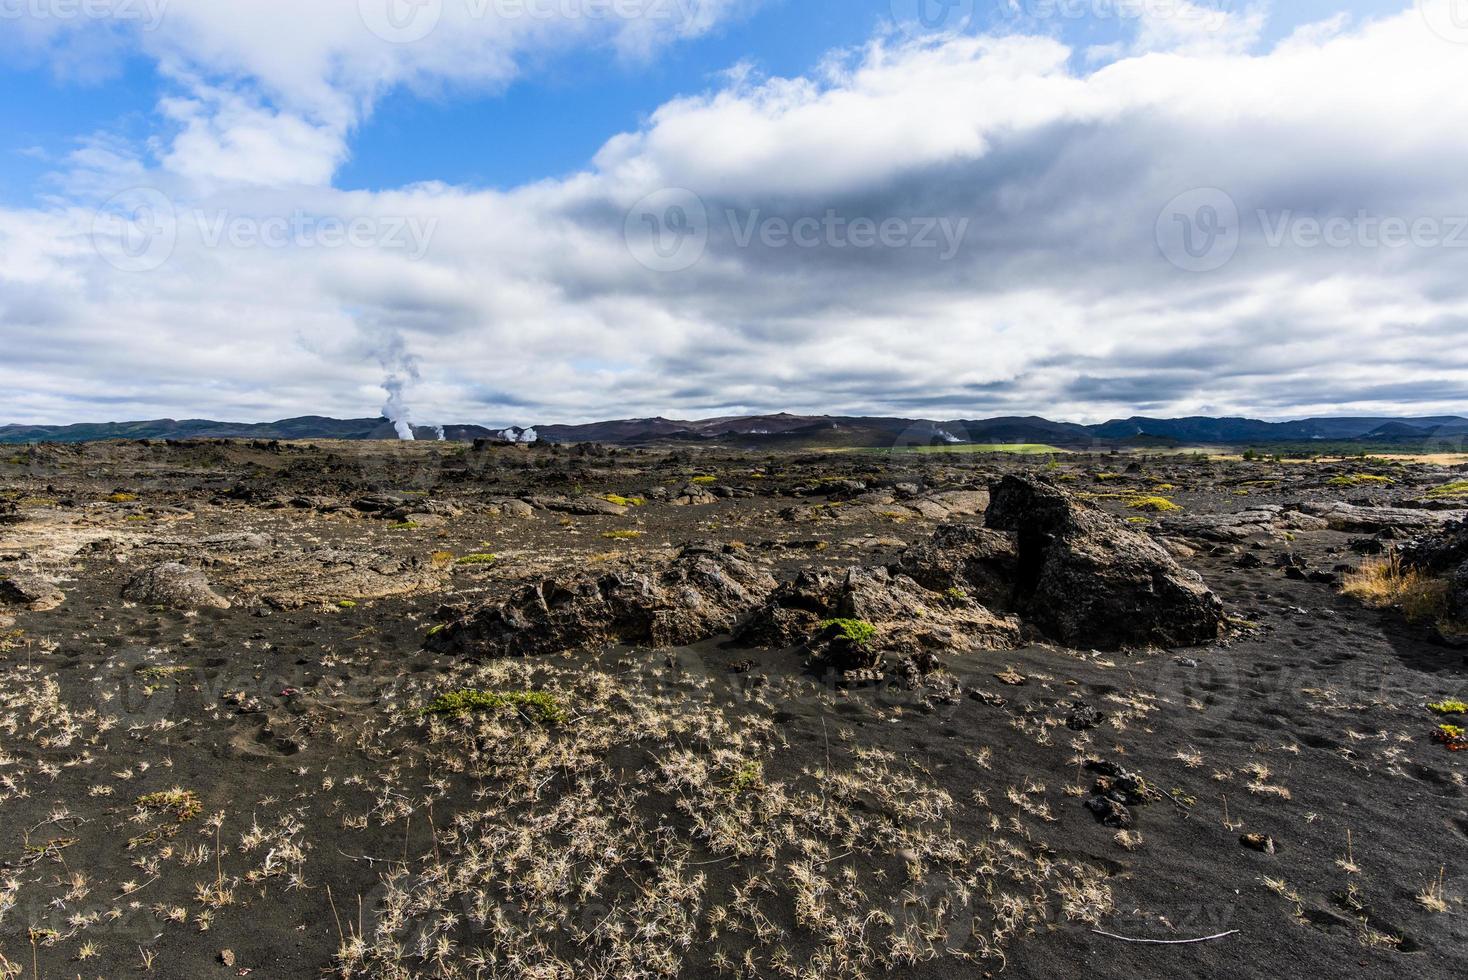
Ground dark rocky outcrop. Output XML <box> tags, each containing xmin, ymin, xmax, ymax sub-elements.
<box><xmin>1402</xmin><ymin>518</ymin><xmax>1468</xmax><ymax>622</ymax></box>
<box><xmin>985</xmin><ymin>475</ymin><xmax>1224</xmax><ymax>649</ymax></box>
<box><xmin>427</xmin><ymin>544</ymin><xmax>777</xmax><ymax>658</ymax></box>
<box><xmin>735</xmin><ymin>565</ymin><xmax>1022</xmax><ymax>668</ymax></box>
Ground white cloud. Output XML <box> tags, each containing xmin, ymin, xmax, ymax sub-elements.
<box><xmin>4</xmin><ymin>5</ymin><xmax>1468</xmax><ymax>427</ymax></box>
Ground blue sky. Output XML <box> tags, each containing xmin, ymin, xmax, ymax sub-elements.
<box><xmin>2</xmin><ymin>0</ymin><xmax>1406</xmax><ymax>198</ymax></box>
<box><xmin>1</xmin><ymin>1</ymin><xmax>1465</xmax><ymax>427</ymax></box>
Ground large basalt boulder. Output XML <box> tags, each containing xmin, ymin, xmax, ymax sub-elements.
<box><xmin>123</xmin><ymin>562</ymin><xmax>230</xmax><ymax>610</ymax></box>
<box><xmin>427</xmin><ymin>543</ymin><xmax>777</xmax><ymax>658</ymax></box>
<box><xmin>985</xmin><ymin>475</ymin><xmax>1224</xmax><ymax>650</ymax></box>
<box><xmin>735</xmin><ymin>565</ymin><xmax>1022</xmax><ymax>665</ymax></box>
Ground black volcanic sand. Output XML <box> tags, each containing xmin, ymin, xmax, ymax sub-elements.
<box><xmin>0</xmin><ymin>440</ymin><xmax>1466</xmax><ymax>979</ymax></box>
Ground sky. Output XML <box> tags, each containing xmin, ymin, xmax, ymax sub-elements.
<box><xmin>0</xmin><ymin>0</ymin><xmax>1465</xmax><ymax>428</ymax></box>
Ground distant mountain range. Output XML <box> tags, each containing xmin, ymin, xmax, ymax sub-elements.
<box><xmin>4</xmin><ymin>413</ymin><xmax>1467</xmax><ymax>448</ymax></box>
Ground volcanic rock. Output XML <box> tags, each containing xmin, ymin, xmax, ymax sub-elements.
<box><xmin>123</xmin><ymin>562</ymin><xmax>230</xmax><ymax>610</ymax></box>
<box><xmin>894</xmin><ymin>522</ymin><xmax>1018</xmax><ymax>607</ymax></box>
<box><xmin>427</xmin><ymin>543</ymin><xmax>777</xmax><ymax>658</ymax></box>
<box><xmin>735</xmin><ymin>564</ymin><xmax>1022</xmax><ymax>663</ymax></box>
<box><xmin>985</xmin><ymin>475</ymin><xmax>1224</xmax><ymax>649</ymax></box>
<box><xmin>0</xmin><ymin>571</ymin><xmax>65</xmax><ymax>611</ymax></box>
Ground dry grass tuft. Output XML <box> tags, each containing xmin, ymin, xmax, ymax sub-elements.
<box><xmin>1343</xmin><ymin>554</ymin><xmax>1453</xmax><ymax>626</ymax></box>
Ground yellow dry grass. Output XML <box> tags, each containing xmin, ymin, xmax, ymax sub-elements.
<box><xmin>1343</xmin><ymin>555</ymin><xmax>1452</xmax><ymax>626</ymax></box>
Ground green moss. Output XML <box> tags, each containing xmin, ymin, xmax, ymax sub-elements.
<box><xmin>1127</xmin><ymin>496</ymin><xmax>1181</xmax><ymax>513</ymax></box>
<box><xmin>337</xmin><ymin>600</ymin><xmax>358</xmax><ymax>609</ymax></box>
<box><xmin>691</xmin><ymin>475</ymin><xmax>717</xmax><ymax>485</ymax></box>
<box><xmin>1428</xmin><ymin>700</ymin><xmax>1468</xmax><ymax>715</ymax></box>
<box><xmin>1328</xmin><ymin>474</ymin><xmax>1394</xmax><ymax>487</ymax></box>
<box><xmin>387</xmin><ymin>521</ymin><xmax>420</xmax><ymax>530</ymax></box>
<box><xmin>601</xmin><ymin>530</ymin><xmax>643</xmax><ymax>540</ymax></box>
<box><xmin>1426</xmin><ymin>481</ymin><xmax>1468</xmax><ymax>500</ymax></box>
<box><xmin>729</xmin><ymin>760</ymin><xmax>764</xmax><ymax>793</ymax></box>
<box><xmin>422</xmin><ymin>689</ymin><xmax>567</xmax><ymax>724</ymax></box>
<box><xmin>603</xmin><ymin>494</ymin><xmax>647</xmax><ymax>507</ymax></box>
<box><xmin>106</xmin><ymin>492</ymin><xmax>139</xmax><ymax>503</ymax></box>
<box><xmin>818</xmin><ymin>618</ymin><xmax>877</xmax><ymax>648</ymax></box>
<box><xmin>455</xmin><ymin>553</ymin><xmax>498</xmax><ymax>565</ymax></box>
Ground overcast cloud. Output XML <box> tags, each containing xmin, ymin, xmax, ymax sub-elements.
<box><xmin>2</xmin><ymin>2</ymin><xmax>1466</xmax><ymax>427</ymax></box>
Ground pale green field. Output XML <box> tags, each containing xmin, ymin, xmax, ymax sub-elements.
<box><xmin>869</xmin><ymin>443</ymin><xmax>1068</xmax><ymax>456</ymax></box>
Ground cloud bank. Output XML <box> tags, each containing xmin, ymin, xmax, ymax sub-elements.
<box><xmin>2</xmin><ymin>2</ymin><xmax>1466</xmax><ymax>426</ymax></box>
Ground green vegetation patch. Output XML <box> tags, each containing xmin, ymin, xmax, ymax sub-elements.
<box><xmin>601</xmin><ymin>530</ymin><xmax>643</xmax><ymax>540</ymax></box>
<box><xmin>1328</xmin><ymin>474</ymin><xmax>1394</xmax><ymax>487</ymax></box>
<box><xmin>387</xmin><ymin>521</ymin><xmax>420</xmax><ymax>530</ymax></box>
<box><xmin>889</xmin><ymin>443</ymin><xmax>1064</xmax><ymax>456</ymax></box>
<box><xmin>818</xmin><ymin>618</ymin><xmax>877</xmax><ymax>648</ymax></box>
<box><xmin>604</xmin><ymin>494</ymin><xmax>646</xmax><ymax>507</ymax></box>
<box><xmin>1127</xmin><ymin>496</ymin><xmax>1181</xmax><ymax>513</ymax></box>
<box><xmin>455</xmin><ymin>553</ymin><xmax>498</xmax><ymax>565</ymax></box>
<box><xmin>136</xmin><ymin>788</ymin><xmax>203</xmax><ymax>823</ymax></box>
<box><xmin>1426</xmin><ymin>481</ymin><xmax>1468</xmax><ymax>500</ymax></box>
<box><xmin>1428</xmin><ymin>700</ymin><xmax>1468</xmax><ymax>715</ymax></box>
<box><xmin>106</xmin><ymin>492</ymin><xmax>139</xmax><ymax>503</ymax></box>
<box><xmin>691</xmin><ymin>475</ymin><xmax>718</xmax><ymax>485</ymax></box>
<box><xmin>423</xmin><ymin>689</ymin><xmax>567</xmax><ymax>725</ymax></box>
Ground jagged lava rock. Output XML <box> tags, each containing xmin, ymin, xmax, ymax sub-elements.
<box><xmin>985</xmin><ymin>475</ymin><xmax>1224</xmax><ymax>649</ymax></box>
<box><xmin>428</xmin><ymin>543</ymin><xmax>777</xmax><ymax>658</ymax></box>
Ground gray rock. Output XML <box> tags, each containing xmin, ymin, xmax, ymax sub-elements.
<box><xmin>1296</xmin><ymin>501</ymin><xmax>1468</xmax><ymax>533</ymax></box>
<box><xmin>0</xmin><ymin>572</ymin><xmax>65</xmax><ymax>611</ymax></box>
<box><xmin>123</xmin><ymin>562</ymin><xmax>230</xmax><ymax>610</ymax></box>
